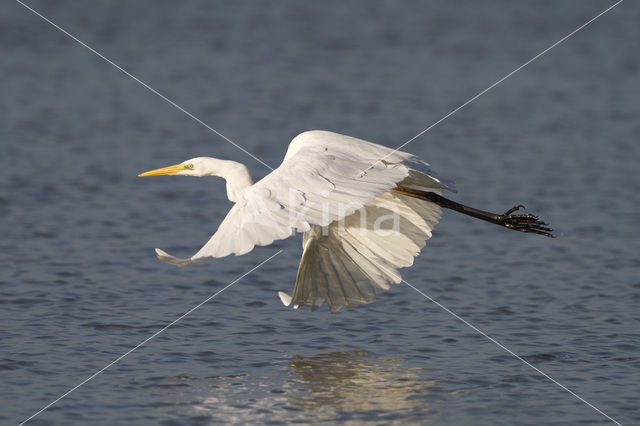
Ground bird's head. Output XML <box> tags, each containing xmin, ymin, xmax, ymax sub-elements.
<box><xmin>138</xmin><ymin>157</ymin><xmax>254</xmax><ymax>202</ymax></box>
<box><xmin>138</xmin><ymin>157</ymin><xmax>215</xmax><ymax>177</ymax></box>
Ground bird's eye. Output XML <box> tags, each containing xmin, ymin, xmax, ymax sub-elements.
<box><xmin>185</xmin><ymin>163</ymin><xmax>194</xmax><ymax>169</ymax></box>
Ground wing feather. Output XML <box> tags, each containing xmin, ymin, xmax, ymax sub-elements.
<box><xmin>281</xmin><ymin>190</ymin><xmax>443</xmax><ymax>311</ymax></box>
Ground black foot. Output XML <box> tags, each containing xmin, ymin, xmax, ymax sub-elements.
<box><xmin>499</xmin><ymin>205</ymin><xmax>554</xmax><ymax>238</ymax></box>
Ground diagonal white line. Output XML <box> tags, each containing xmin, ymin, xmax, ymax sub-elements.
<box><xmin>15</xmin><ymin>0</ymin><xmax>275</xmax><ymax>171</ymax></box>
<box><xmin>19</xmin><ymin>250</ymin><xmax>283</xmax><ymax>426</ymax></box>
<box><xmin>402</xmin><ymin>279</ymin><xmax>622</xmax><ymax>426</ymax></box>
<box><xmin>364</xmin><ymin>0</ymin><xmax>623</xmax><ymax>173</ymax></box>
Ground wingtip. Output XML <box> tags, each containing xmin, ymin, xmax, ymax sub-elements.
<box><xmin>278</xmin><ymin>291</ymin><xmax>292</xmax><ymax>306</ymax></box>
<box><xmin>278</xmin><ymin>291</ymin><xmax>299</xmax><ymax>309</ymax></box>
<box><xmin>155</xmin><ymin>248</ymin><xmax>192</xmax><ymax>267</ymax></box>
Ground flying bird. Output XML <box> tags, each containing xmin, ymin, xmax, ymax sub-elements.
<box><xmin>139</xmin><ymin>131</ymin><xmax>553</xmax><ymax>312</ymax></box>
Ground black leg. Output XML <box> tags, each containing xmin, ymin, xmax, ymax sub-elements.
<box><xmin>393</xmin><ymin>187</ymin><xmax>554</xmax><ymax>238</ymax></box>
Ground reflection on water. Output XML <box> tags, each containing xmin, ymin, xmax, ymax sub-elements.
<box><xmin>289</xmin><ymin>350</ymin><xmax>438</xmax><ymax>416</ymax></box>
<box><xmin>189</xmin><ymin>350</ymin><xmax>440</xmax><ymax>424</ymax></box>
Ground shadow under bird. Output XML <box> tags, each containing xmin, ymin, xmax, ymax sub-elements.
<box><xmin>139</xmin><ymin>130</ymin><xmax>553</xmax><ymax>312</ymax></box>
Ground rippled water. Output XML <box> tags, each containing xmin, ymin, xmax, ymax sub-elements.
<box><xmin>2</xmin><ymin>1</ymin><xmax>639</xmax><ymax>424</ymax></box>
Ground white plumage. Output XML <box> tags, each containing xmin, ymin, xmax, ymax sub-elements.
<box><xmin>141</xmin><ymin>130</ymin><xmax>455</xmax><ymax>311</ymax></box>
<box><xmin>287</xmin><ymin>191</ymin><xmax>442</xmax><ymax>311</ymax></box>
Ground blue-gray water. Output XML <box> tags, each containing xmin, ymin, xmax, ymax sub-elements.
<box><xmin>2</xmin><ymin>1</ymin><xmax>639</xmax><ymax>424</ymax></box>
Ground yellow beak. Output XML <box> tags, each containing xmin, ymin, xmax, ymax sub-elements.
<box><xmin>138</xmin><ymin>163</ymin><xmax>187</xmax><ymax>177</ymax></box>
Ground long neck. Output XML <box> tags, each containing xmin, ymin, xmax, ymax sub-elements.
<box><xmin>203</xmin><ymin>159</ymin><xmax>253</xmax><ymax>202</ymax></box>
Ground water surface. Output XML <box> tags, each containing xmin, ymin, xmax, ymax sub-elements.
<box><xmin>1</xmin><ymin>1</ymin><xmax>639</xmax><ymax>424</ymax></box>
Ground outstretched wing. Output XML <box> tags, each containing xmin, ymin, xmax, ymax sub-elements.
<box><xmin>278</xmin><ymin>190</ymin><xmax>443</xmax><ymax>312</ymax></box>
<box><xmin>156</xmin><ymin>131</ymin><xmax>453</xmax><ymax>266</ymax></box>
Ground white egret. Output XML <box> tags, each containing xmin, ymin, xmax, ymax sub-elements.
<box><xmin>139</xmin><ymin>131</ymin><xmax>552</xmax><ymax>312</ymax></box>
